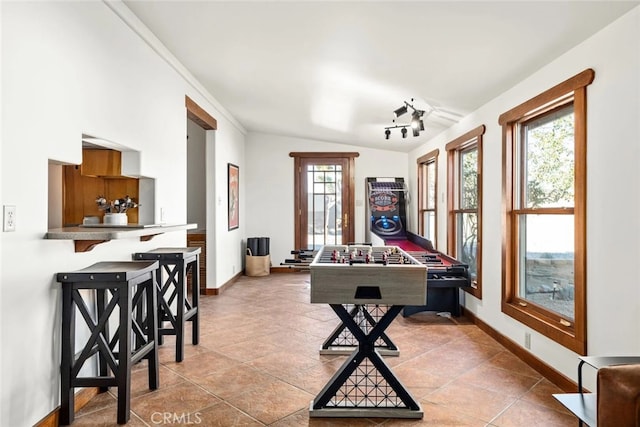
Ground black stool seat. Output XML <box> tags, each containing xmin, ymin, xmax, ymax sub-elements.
<box><xmin>133</xmin><ymin>247</ymin><xmax>200</xmax><ymax>362</ymax></box>
<box><xmin>57</xmin><ymin>261</ymin><xmax>160</xmax><ymax>425</ymax></box>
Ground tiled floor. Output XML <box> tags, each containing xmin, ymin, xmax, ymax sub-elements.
<box><xmin>73</xmin><ymin>272</ymin><xmax>577</xmax><ymax>426</ymax></box>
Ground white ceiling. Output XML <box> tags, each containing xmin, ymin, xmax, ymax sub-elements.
<box><xmin>123</xmin><ymin>1</ymin><xmax>638</xmax><ymax>152</ymax></box>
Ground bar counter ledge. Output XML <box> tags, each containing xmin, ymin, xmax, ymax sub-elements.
<box><xmin>45</xmin><ymin>223</ymin><xmax>197</xmax><ymax>252</ymax></box>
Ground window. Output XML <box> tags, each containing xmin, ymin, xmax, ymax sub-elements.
<box><xmin>446</xmin><ymin>125</ymin><xmax>485</xmax><ymax>299</ymax></box>
<box><xmin>500</xmin><ymin>69</ymin><xmax>594</xmax><ymax>355</ymax></box>
<box><xmin>417</xmin><ymin>149</ymin><xmax>439</xmax><ymax>248</ymax></box>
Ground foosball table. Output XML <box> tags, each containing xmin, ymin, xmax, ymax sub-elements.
<box><xmin>282</xmin><ymin>237</ymin><xmax>471</xmax><ymax>317</ymax></box>
<box><xmin>308</xmin><ymin>244</ymin><xmax>427</xmax><ymax>419</ymax></box>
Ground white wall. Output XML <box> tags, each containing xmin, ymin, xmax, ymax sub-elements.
<box><xmin>408</xmin><ymin>6</ymin><xmax>640</xmax><ymax>388</ymax></box>
<box><xmin>0</xmin><ymin>2</ymin><xmax>245</xmax><ymax>425</ymax></box>
<box><xmin>0</xmin><ymin>1</ymin><xmax>4</xmax><ymax>422</ymax></box>
<box><xmin>245</xmin><ymin>132</ymin><xmax>408</xmax><ymax>266</ymax></box>
<box><xmin>212</xmin><ymin>118</ymin><xmax>245</xmax><ymax>284</ymax></box>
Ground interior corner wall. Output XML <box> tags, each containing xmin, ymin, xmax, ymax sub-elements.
<box><xmin>212</xmin><ymin>118</ymin><xmax>245</xmax><ymax>286</ymax></box>
<box><xmin>407</xmin><ymin>6</ymin><xmax>640</xmax><ymax>387</ymax></box>
<box><xmin>244</xmin><ymin>132</ymin><xmax>408</xmax><ymax>266</ymax></box>
<box><xmin>0</xmin><ymin>1</ymin><xmax>4</xmax><ymax>424</ymax></box>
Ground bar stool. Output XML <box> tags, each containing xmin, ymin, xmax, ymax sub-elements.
<box><xmin>133</xmin><ymin>247</ymin><xmax>200</xmax><ymax>362</ymax></box>
<box><xmin>56</xmin><ymin>261</ymin><xmax>160</xmax><ymax>425</ymax></box>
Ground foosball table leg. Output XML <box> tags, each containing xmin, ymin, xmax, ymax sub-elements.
<box><xmin>319</xmin><ymin>304</ymin><xmax>399</xmax><ymax>356</ymax></box>
<box><xmin>310</xmin><ymin>304</ymin><xmax>423</xmax><ymax>419</ymax></box>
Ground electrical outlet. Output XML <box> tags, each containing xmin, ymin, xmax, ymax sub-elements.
<box><xmin>160</xmin><ymin>207</ymin><xmax>166</xmax><ymax>223</ymax></box>
<box><xmin>3</xmin><ymin>205</ymin><xmax>16</xmax><ymax>232</ymax></box>
<box><xmin>524</xmin><ymin>332</ymin><xmax>531</xmax><ymax>349</ymax></box>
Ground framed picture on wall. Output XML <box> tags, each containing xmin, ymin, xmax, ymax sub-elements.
<box><xmin>228</xmin><ymin>163</ymin><xmax>239</xmax><ymax>230</ymax></box>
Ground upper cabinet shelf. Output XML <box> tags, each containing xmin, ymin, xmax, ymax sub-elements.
<box><xmin>81</xmin><ymin>149</ymin><xmax>122</xmax><ymax>177</ymax></box>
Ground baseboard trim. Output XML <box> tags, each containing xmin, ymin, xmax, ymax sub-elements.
<box><xmin>34</xmin><ymin>387</ymin><xmax>100</xmax><ymax>427</ymax></box>
<box><xmin>270</xmin><ymin>266</ymin><xmax>305</xmax><ymax>273</ymax></box>
<box><xmin>202</xmin><ymin>271</ymin><xmax>244</xmax><ymax>295</ymax></box>
<box><xmin>463</xmin><ymin>309</ymin><xmax>576</xmax><ymax>392</ymax></box>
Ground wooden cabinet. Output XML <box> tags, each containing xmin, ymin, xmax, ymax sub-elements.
<box><xmin>63</xmin><ymin>163</ymin><xmax>139</xmax><ymax>226</ymax></box>
<box><xmin>187</xmin><ymin>231</ymin><xmax>207</xmax><ymax>294</ymax></box>
<box><xmin>81</xmin><ymin>149</ymin><xmax>121</xmax><ymax>177</ymax></box>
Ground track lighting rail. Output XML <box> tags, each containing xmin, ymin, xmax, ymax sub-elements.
<box><xmin>385</xmin><ymin>98</ymin><xmax>426</xmax><ymax>139</ymax></box>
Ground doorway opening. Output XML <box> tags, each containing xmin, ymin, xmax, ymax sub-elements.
<box><xmin>185</xmin><ymin>96</ymin><xmax>217</xmax><ymax>294</ymax></box>
<box><xmin>290</xmin><ymin>152</ymin><xmax>359</xmax><ymax>250</ymax></box>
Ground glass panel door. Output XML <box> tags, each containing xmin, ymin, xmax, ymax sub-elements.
<box><xmin>293</xmin><ymin>154</ymin><xmax>355</xmax><ymax>251</ymax></box>
<box><xmin>307</xmin><ymin>164</ymin><xmax>343</xmax><ymax>249</ymax></box>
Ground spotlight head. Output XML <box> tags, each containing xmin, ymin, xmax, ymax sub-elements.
<box><xmin>385</xmin><ymin>129</ymin><xmax>391</xmax><ymax>140</ymax></box>
<box><xmin>418</xmin><ymin>119</ymin><xmax>425</xmax><ymax>131</ymax></box>
<box><xmin>412</xmin><ymin>127</ymin><xmax>420</xmax><ymax>137</ymax></box>
<box><xmin>411</xmin><ymin>110</ymin><xmax>423</xmax><ymax>129</ymax></box>
<box><xmin>401</xmin><ymin>127</ymin><xmax>408</xmax><ymax>138</ymax></box>
<box><xmin>394</xmin><ymin>105</ymin><xmax>408</xmax><ymax>117</ymax></box>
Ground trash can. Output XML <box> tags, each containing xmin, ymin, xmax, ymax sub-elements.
<box><xmin>246</xmin><ymin>237</ymin><xmax>270</xmax><ymax>276</ymax></box>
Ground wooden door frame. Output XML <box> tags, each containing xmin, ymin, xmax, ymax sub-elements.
<box><xmin>185</xmin><ymin>95</ymin><xmax>217</xmax><ymax>294</ymax></box>
<box><xmin>186</xmin><ymin>96</ymin><xmax>217</xmax><ymax>130</ymax></box>
<box><xmin>290</xmin><ymin>152</ymin><xmax>359</xmax><ymax>250</ymax></box>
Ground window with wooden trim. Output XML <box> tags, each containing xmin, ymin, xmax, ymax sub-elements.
<box><xmin>417</xmin><ymin>149</ymin><xmax>439</xmax><ymax>248</ymax></box>
<box><xmin>500</xmin><ymin>69</ymin><xmax>594</xmax><ymax>355</ymax></box>
<box><xmin>446</xmin><ymin>125</ymin><xmax>485</xmax><ymax>299</ymax></box>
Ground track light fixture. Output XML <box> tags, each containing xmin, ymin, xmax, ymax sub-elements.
<box><xmin>410</xmin><ymin>110</ymin><xmax>425</xmax><ymax>130</ymax></box>
<box><xmin>384</xmin><ymin>120</ymin><xmax>412</xmax><ymax>140</ymax></box>
<box><xmin>384</xmin><ymin>98</ymin><xmax>426</xmax><ymax>140</ymax></box>
<box><xmin>394</xmin><ymin>105</ymin><xmax>408</xmax><ymax>117</ymax></box>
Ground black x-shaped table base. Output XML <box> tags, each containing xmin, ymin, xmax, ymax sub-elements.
<box><xmin>320</xmin><ymin>304</ymin><xmax>400</xmax><ymax>357</ymax></box>
<box><xmin>310</xmin><ymin>304</ymin><xmax>423</xmax><ymax>419</ymax></box>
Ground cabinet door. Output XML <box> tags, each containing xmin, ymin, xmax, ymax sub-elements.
<box><xmin>64</xmin><ymin>166</ymin><xmax>104</xmax><ymax>225</ymax></box>
<box><xmin>81</xmin><ymin>149</ymin><xmax>121</xmax><ymax>177</ymax></box>
<box><xmin>187</xmin><ymin>233</ymin><xmax>206</xmax><ymax>294</ymax></box>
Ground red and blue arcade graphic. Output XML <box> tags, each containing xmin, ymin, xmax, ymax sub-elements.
<box><xmin>367</xmin><ymin>177</ymin><xmax>407</xmax><ymax>240</ymax></box>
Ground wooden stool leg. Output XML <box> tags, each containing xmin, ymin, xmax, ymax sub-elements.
<box><xmin>96</xmin><ymin>289</ymin><xmax>110</xmax><ymax>392</ymax></box>
<box><xmin>191</xmin><ymin>259</ymin><xmax>199</xmax><ymax>345</ymax></box>
<box><xmin>155</xmin><ymin>268</ymin><xmax>164</xmax><ymax>346</ymax></box>
<box><xmin>176</xmin><ymin>260</ymin><xmax>185</xmax><ymax>362</ymax></box>
<box><xmin>116</xmin><ymin>287</ymin><xmax>132</xmax><ymax>425</ymax></box>
<box><xmin>60</xmin><ymin>286</ymin><xmax>75</xmax><ymax>425</ymax></box>
<box><xmin>147</xmin><ymin>276</ymin><xmax>159</xmax><ymax>390</ymax></box>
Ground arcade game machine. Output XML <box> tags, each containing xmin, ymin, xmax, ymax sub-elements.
<box><xmin>366</xmin><ymin>177</ymin><xmax>471</xmax><ymax>317</ymax></box>
<box><xmin>366</xmin><ymin>177</ymin><xmax>420</xmax><ymax>249</ymax></box>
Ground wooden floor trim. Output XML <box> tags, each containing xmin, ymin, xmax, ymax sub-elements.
<box><xmin>34</xmin><ymin>387</ymin><xmax>100</xmax><ymax>427</ymax></box>
<box><xmin>271</xmin><ymin>266</ymin><xmax>306</xmax><ymax>273</ymax></box>
<box><xmin>202</xmin><ymin>271</ymin><xmax>244</xmax><ymax>295</ymax></box>
<box><xmin>463</xmin><ymin>308</ymin><xmax>577</xmax><ymax>392</ymax></box>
